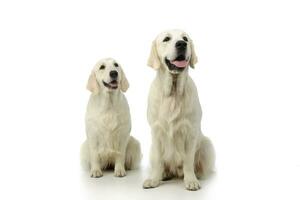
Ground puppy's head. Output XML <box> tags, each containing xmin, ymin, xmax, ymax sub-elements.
<box><xmin>87</xmin><ymin>58</ymin><xmax>129</xmax><ymax>94</ymax></box>
<box><xmin>148</xmin><ymin>29</ymin><xmax>198</xmax><ymax>74</ymax></box>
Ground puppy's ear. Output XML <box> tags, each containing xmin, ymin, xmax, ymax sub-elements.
<box><xmin>190</xmin><ymin>41</ymin><xmax>198</xmax><ymax>68</ymax></box>
<box><xmin>147</xmin><ymin>40</ymin><xmax>161</xmax><ymax>69</ymax></box>
<box><xmin>120</xmin><ymin>69</ymin><xmax>129</xmax><ymax>92</ymax></box>
<box><xmin>86</xmin><ymin>71</ymin><xmax>100</xmax><ymax>94</ymax></box>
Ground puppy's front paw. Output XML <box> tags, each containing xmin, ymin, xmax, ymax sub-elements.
<box><xmin>90</xmin><ymin>169</ymin><xmax>103</xmax><ymax>178</ymax></box>
<box><xmin>184</xmin><ymin>179</ymin><xmax>201</xmax><ymax>191</ymax></box>
<box><xmin>114</xmin><ymin>167</ymin><xmax>126</xmax><ymax>177</ymax></box>
<box><xmin>143</xmin><ymin>179</ymin><xmax>160</xmax><ymax>189</ymax></box>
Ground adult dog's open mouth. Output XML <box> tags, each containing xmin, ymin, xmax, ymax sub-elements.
<box><xmin>165</xmin><ymin>55</ymin><xmax>189</xmax><ymax>72</ymax></box>
<box><xmin>102</xmin><ymin>80</ymin><xmax>118</xmax><ymax>89</ymax></box>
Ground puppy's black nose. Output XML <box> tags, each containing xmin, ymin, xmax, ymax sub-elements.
<box><xmin>110</xmin><ymin>70</ymin><xmax>118</xmax><ymax>79</ymax></box>
<box><xmin>175</xmin><ymin>40</ymin><xmax>187</xmax><ymax>50</ymax></box>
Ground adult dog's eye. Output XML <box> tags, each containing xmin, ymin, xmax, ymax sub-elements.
<box><xmin>182</xmin><ymin>36</ymin><xmax>188</xmax><ymax>42</ymax></box>
<box><xmin>114</xmin><ymin>63</ymin><xmax>119</xmax><ymax>67</ymax></box>
<box><xmin>163</xmin><ymin>36</ymin><xmax>171</xmax><ymax>42</ymax></box>
<box><xmin>99</xmin><ymin>65</ymin><xmax>105</xmax><ymax>70</ymax></box>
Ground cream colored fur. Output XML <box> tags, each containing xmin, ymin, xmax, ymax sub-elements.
<box><xmin>143</xmin><ymin>30</ymin><xmax>215</xmax><ymax>191</ymax></box>
<box><xmin>80</xmin><ymin>58</ymin><xmax>141</xmax><ymax>178</ymax></box>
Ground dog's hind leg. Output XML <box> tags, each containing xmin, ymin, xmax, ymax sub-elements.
<box><xmin>194</xmin><ymin>136</ymin><xmax>215</xmax><ymax>179</ymax></box>
<box><xmin>125</xmin><ymin>136</ymin><xmax>142</xmax><ymax>170</ymax></box>
<box><xmin>80</xmin><ymin>140</ymin><xmax>90</xmax><ymax>170</ymax></box>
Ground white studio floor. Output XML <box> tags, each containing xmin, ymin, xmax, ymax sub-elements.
<box><xmin>78</xmin><ymin>163</ymin><xmax>300</xmax><ymax>200</ymax></box>
<box><xmin>1</xmin><ymin>139</ymin><xmax>299</xmax><ymax>200</ymax></box>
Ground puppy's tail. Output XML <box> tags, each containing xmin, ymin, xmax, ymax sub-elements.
<box><xmin>125</xmin><ymin>136</ymin><xmax>142</xmax><ymax>170</ymax></box>
<box><xmin>195</xmin><ymin>136</ymin><xmax>216</xmax><ymax>179</ymax></box>
<box><xmin>80</xmin><ymin>140</ymin><xmax>90</xmax><ymax>170</ymax></box>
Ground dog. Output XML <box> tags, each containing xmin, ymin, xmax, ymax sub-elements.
<box><xmin>80</xmin><ymin>58</ymin><xmax>141</xmax><ymax>178</ymax></box>
<box><xmin>143</xmin><ymin>30</ymin><xmax>215</xmax><ymax>190</ymax></box>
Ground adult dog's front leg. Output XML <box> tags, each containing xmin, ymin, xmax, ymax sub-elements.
<box><xmin>143</xmin><ymin>127</ymin><xmax>164</xmax><ymax>189</ymax></box>
<box><xmin>143</xmin><ymin>147</ymin><xmax>164</xmax><ymax>188</ymax></box>
<box><xmin>183</xmin><ymin>140</ymin><xmax>200</xmax><ymax>191</ymax></box>
<box><xmin>114</xmin><ymin>144</ymin><xmax>126</xmax><ymax>177</ymax></box>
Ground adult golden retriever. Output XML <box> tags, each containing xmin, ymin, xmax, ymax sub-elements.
<box><xmin>143</xmin><ymin>30</ymin><xmax>215</xmax><ymax>191</ymax></box>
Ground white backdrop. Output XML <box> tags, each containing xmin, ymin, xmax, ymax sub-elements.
<box><xmin>0</xmin><ymin>0</ymin><xmax>299</xmax><ymax>199</ymax></box>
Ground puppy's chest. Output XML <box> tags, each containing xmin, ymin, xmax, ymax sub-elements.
<box><xmin>98</xmin><ymin>111</ymin><xmax>120</xmax><ymax>132</ymax></box>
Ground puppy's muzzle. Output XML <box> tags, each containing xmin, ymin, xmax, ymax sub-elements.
<box><xmin>110</xmin><ymin>70</ymin><xmax>118</xmax><ymax>79</ymax></box>
<box><xmin>102</xmin><ymin>70</ymin><xmax>119</xmax><ymax>90</ymax></box>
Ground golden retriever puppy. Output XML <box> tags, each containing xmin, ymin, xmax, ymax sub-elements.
<box><xmin>81</xmin><ymin>58</ymin><xmax>141</xmax><ymax>178</ymax></box>
<box><xmin>143</xmin><ymin>30</ymin><xmax>215</xmax><ymax>190</ymax></box>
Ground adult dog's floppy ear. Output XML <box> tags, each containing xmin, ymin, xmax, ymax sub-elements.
<box><xmin>86</xmin><ymin>71</ymin><xmax>99</xmax><ymax>94</ymax></box>
<box><xmin>147</xmin><ymin>40</ymin><xmax>161</xmax><ymax>69</ymax></box>
<box><xmin>120</xmin><ymin>69</ymin><xmax>129</xmax><ymax>92</ymax></box>
<box><xmin>190</xmin><ymin>41</ymin><xmax>198</xmax><ymax>68</ymax></box>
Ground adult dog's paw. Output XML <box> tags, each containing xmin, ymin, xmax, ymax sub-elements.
<box><xmin>143</xmin><ymin>179</ymin><xmax>160</xmax><ymax>189</ymax></box>
<box><xmin>90</xmin><ymin>169</ymin><xmax>103</xmax><ymax>178</ymax></box>
<box><xmin>184</xmin><ymin>179</ymin><xmax>201</xmax><ymax>191</ymax></box>
<box><xmin>114</xmin><ymin>167</ymin><xmax>126</xmax><ymax>177</ymax></box>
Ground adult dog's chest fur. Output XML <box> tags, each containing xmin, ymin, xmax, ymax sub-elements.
<box><xmin>154</xmin><ymin>92</ymin><xmax>195</xmax><ymax>163</ymax></box>
<box><xmin>148</xmin><ymin>75</ymin><xmax>199</xmax><ymax>139</ymax></box>
<box><xmin>153</xmin><ymin>88</ymin><xmax>195</xmax><ymax>139</ymax></box>
<box><xmin>160</xmin><ymin>94</ymin><xmax>186</xmax><ymax>123</ymax></box>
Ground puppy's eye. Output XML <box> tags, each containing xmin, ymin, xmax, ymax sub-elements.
<box><xmin>182</xmin><ymin>36</ymin><xmax>188</xmax><ymax>42</ymax></box>
<box><xmin>99</xmin><ymin>65</ymin><xmax>105</xmax><ymax>70</ymax></box>
<box><xmin>114</xmin><ymin>63</ymin><xmax>119</xmax><ymax>67</ymax></box>
<box><xmin>163</xmin><ymin>36</ymin><xmax>171</xmax><ymax>42</ymax></box>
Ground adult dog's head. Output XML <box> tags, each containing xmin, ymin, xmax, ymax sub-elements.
<box><xmin>148</xmin><ymin>29</ymin><xmax>198</xmax><ymax>74</ymax></box>
<box><xmin>86</xmin><ymin>58</ymin><xmax>129</xmax><ymax>94</ymax></box>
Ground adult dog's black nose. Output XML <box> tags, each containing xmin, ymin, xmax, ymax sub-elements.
<box><xmin>110</xmin><ymin>70</ymin><xmax>118</xmax><ymax>79</ymax></box>
<box><xmin>175</xmin><ymin>40</ymin><xmax>187</xmax><ymax>50</ymax></box>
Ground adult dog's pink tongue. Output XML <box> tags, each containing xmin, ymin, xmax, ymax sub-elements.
<box><xmin>171</xmin><ymin>60</ymin><xmax>188</xmax><ymax>68</ymax></box>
